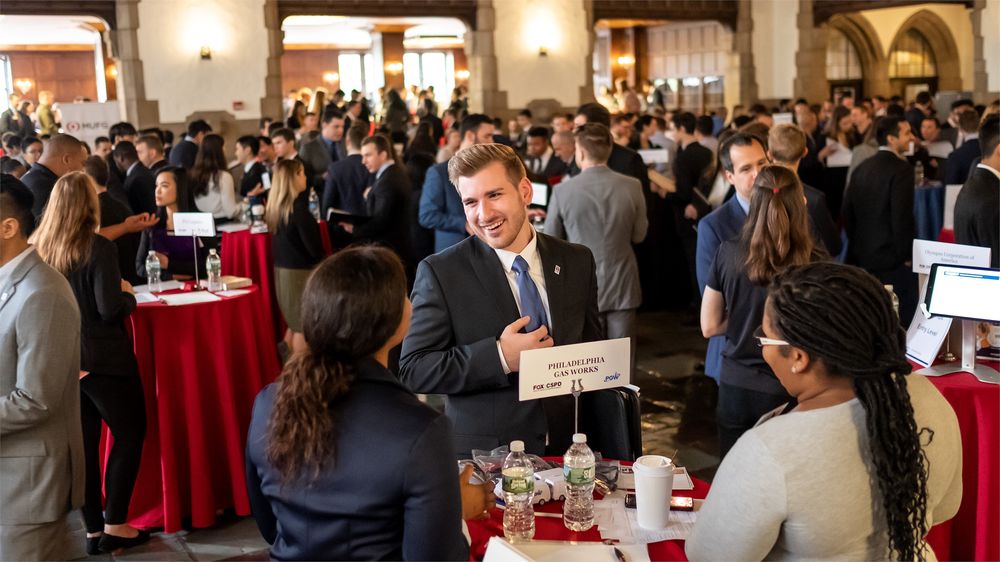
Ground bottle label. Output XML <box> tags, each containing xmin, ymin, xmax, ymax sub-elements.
<box><xmin>564</xmin><ymin>465</ymin><xmax>595</xmax><ymax>485</ymax></box>
<box><xmin>502</xmin><ymin>475</ymin><xmax>534</xmax><ymax>494</ymax></box>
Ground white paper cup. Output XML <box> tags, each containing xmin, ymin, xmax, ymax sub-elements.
<box><xmin>632</xmin><ymin>455</ymin><xmax>674</xmax><ymax>530</ymax></box>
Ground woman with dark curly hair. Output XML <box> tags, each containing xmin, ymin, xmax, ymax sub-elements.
<box><xmin>687</xmin><ymin>262</ymin><xmax>962</xmax><ymax>561</ymax></box>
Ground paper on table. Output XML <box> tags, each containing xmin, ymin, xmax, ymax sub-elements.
<box><xmin>132</xmin><ymin>280</ymin><xmax>184</xmax><ymax>293</ymax></box>
<box><xmin>214</xmin><ymin>289</ymin><xmax>252</xmax><ymax>298</ymax></box>
<box><xmin>216</xmin><ymin>223</ymin><xmax>250</xmax><ymax>233</ymax></box>
<box><xmin>134</xmin><ymin>292</ymin><xmax>160</xmax><ymax>304</ymax></box>
<box><xmin>621</xmin><ymin>509</ymin><xmax>696</xmax><ymax>544</ymax></box>
<box><xmin>594</xmin><ymin>495</ymin><xmax>697</xmax><ymax>544</ymax></box>
<box><xmin>617</xmin><ymin>466</ymin><xmax>693</xmax><ymax>491</ymax></box>
<box><xmin>159</xmin><ymin>292</ymin><xmax>222</xmax><ymax>306</ymax></box>
<box><xmin>905</xmin><ymin>278</ymin><xmax>952</xmax><ymax>368</ymax></box>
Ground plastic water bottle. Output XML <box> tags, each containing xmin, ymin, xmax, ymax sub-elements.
<box><xmin>145</xmin><ymin>251</ymin><xmax>162</xmax><ymax>292</ymax></box>
<box><xmin>502</xmin><ymin>440</ymin><xmax>535</xmax><ymax>543</ymax></box>
<box><xmin>563</xmin><ymin>433</ymin><xmax>595</xmax><ymax>531</ymax></box>
<box><xmin>308</xmin><ymin>188</ymin><xmax>321</xmax><ymax>221</ymax></box>
<box><xmin>206</xmin><ymin>249</ymin><xmax>222</xmax><ymax>291</ymax></box>
<box><xmin>914</xmin><ymin>161</ymin><xmax>924</xmax><ymax>186</ymax></box>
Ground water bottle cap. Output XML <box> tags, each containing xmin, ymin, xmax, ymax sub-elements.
<box><xmin>148</xmin><ymin>250</ymin><xmax>156</xmax><ymax>256</ymax></box>
<box><xmin>572</xmin><ymin>433</ymin><xmax>587</xmax><ymax>444</ymax></box>
<box><xmin>510</xmin><ymin>440</ymin><xmax>525</xmax><ymax>452</ymax></box>
<box><xmin>209</xmin><ymin>249</ymin><xmax>217</xmax><ymax>255</ymax></box>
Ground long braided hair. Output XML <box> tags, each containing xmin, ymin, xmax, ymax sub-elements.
<box><xmin>267</xmin><ymin>246</ymin><xmax>407</xmax><ymax>483</ymax></box>
<box><xmin>767</xmin><ymin>262</ymin><xmax>932</xmax><ymax>561</ymax></box>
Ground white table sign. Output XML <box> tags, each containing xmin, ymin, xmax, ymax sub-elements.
<box><xmin>906</xmin><ymin>315</ymin><xmax>953</xmax><ymax>368</ymax></box>
<box><xmin>518</xmin><ymin>338</ymin><xmax>630</xmax><ymax>401</ymax></box>
<box><xmin>772</xmin><ymin>112</ymin><xmax>793</xmax><ymax>125</ymax></box>
<box><xmin>172</xmin><ymin>212</ymin><xmax>216</xmax><ymax>237</ymax></box>
<box><xmin>911</xmin><ymin>239</ymin><xmax>991</xmax><ymax>275</ymax></box>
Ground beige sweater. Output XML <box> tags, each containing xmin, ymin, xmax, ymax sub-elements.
<box><xmin>686</xmin><ymin>375</ymin><xmax>962</xmax><ymax>561</ymax></box>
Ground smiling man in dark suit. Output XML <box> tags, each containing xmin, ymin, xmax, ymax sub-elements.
<box><xmin>400</xmin><ymin>143</ymin><xmax>602</xmax><ymax>457</ymax></box>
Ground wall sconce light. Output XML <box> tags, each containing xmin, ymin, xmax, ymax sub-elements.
<box><xmin>14</xmin><ymin>78</ymin><xmax>33</xmax><ymax>95</ymax></box>
<box><xmin>538</xmin><ymin>46</ymin><xmax>548</xmax><ymax>57</ymax></box>
<box><xmin>322</xmin><ymin>71</ymin><xmax>340</xmax><ymax>84</ymax></box>
<box><xmin>200</xmin><ymin>46</ymin><xmax>212</xmax><ymax>60</ymax></box>
<box><xmin>455</xmin><ymin>69</ymin><xmax>470</xmax><ymax>81</ymax></box>
<box><xmin>385</xmin><ymin>61</ymin><xmax>403</xmax><ymax>75</ymax></box>
<box><xmin>105</xmin><ymin>64</ymin><xmax>119</xmax><ymax>80</ymax></box>
<box><xmin>616</xmin><ymin>55</ymin><xmax>636</xmax><ymax>68</ymax></box>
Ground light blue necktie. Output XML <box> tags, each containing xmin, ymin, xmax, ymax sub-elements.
<box><xmin>512</xmin><ymin>255</ymin><xmax>549</xmax><ymax>333</ymax></box>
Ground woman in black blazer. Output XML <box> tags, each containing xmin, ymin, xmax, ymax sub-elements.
<box><xmin>245</xmin><ymin>246</ymin><xmax>492</xmax><ymax>561</ymax></box>
<box><xmin>30</xmin><ymin>172</ymin><xmax>149</xmax><ymax>555</ymax></box>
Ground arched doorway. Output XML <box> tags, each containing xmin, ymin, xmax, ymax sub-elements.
<box><xmin>887</xmin><ymin>9</ymin><xmax>962</xmax><ymax>99</ymax></box>
<box><xmin>826</xmin><ymin>28</ymin><xmax>864</xmax><ymax>102</ymax></box>
<box><xmin>824</xmin><ymin>13</ymin><xmax>886</xmax><ymax>100</ymax></box>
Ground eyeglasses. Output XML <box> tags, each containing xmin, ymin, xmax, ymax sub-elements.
<box><xmin>754</xmin><ymin>326</ymin><xmax>789</xmax><ymax>348</ymax></box>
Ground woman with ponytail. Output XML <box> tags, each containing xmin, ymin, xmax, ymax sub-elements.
<box><xmin>687</xmin><ymin>262</ymin><xmax>962</xmax><ymax>561</ymax></box>
<box><xmin>244</xmin><ymin>246</ymin><xmax>491</xmax><ymax>561</ymax></box>
<box><xmin>701</xmin><ymin>165</ymin><xmax>826</xmax><ymax>456</ymax></box>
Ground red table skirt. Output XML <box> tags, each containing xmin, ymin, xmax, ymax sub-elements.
<box><xmin>924</xmin><ymin>368</ymin><xmax>1000</xmax><ymax>561</ymax></box>
<box><xmin>939</xmin><ymin>229</ymin><xmax>955</xmax><ymax>244</ymax></box>
<box><xmin>220</xmin><ymin>222</ymin><xmax>333</xmax><ymax>341</ymax></box>
<box><xmin>468</xmin><ymin>461</ymin><xmax>709</xmax><ymax>562</ymax></box>
<box><xmin>103</xmin><ymin>287</ymin><xmax>281</xmax><ymax>533</ymax></box>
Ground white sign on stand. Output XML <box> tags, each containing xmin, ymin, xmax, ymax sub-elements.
<box><xmin>911</xmin><ymin>239</ymin><xmax>991</xmax><ymax>275</ymax></box>
<box><xmin>172</xmin><ymin>213</ymin><xmax>216</xmax><ymax>237</ymax></box>
<box><xmin>772</xmin><ymin>112</ymin><xmax>794</xmax><ymax>125</ymax></box>
<box><xmin>518</xmin><ymin>338</ymin><xmax>631</xmax><ymax>401</ymax></box>
<box><xmin>58</xmin><ymin>101</ymin><xmax>121</xmax><ymax>146</ymax></box>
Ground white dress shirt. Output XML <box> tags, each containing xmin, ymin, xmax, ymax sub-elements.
<box><xmin>194</xmin><ymin>170</ymin><xmax>240</xmax><ymax>219</ymax></box>
<box><xmin>491</xmin><ymin>228</ymin><xmax>552</xmax><ymax>373</ymax></box>
<box><xmin>530</xmin><ymin>148</ymin><xmax>553</xmax><ymax>174</ymax></box>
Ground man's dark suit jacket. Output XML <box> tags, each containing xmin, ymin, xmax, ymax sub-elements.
<box><xmin>149</xmin><ymin>159</ymin><xmax>169</xmax><ymax>175</ymax></box>
<box><xmin>168</xmin><ymin>138</ymin><xmax>198</xmax><ymax>169</ymax></box>
<box><xmin>123</xmin><ymin>162</ymin><xmax>157</xmax><ymax>214</ymax></box>
<box><xmin>322</xmin><ymin>154</ymin><xmax>370</xmax><ymax>217</ymax></box>
<box><xmin>526</xmin><ymin>154</ymin><xmax>568</xmax><ymax>184</ymax></box>
<box><xmin>399</xmin><ymin>233</ymin><xmax>602</xmax><ymax>457</ymax></box>
<box><xmin>843</xmin><ymin>150</ymin><xmax>915</xmax><ymax>272</ymax></box>
<box><xmin>954</xmin><ymin>166</ymin><xmax>999</xmax><ymax>268</ymax></box>
<box><xmin>245</xmin><ymin>358</ymin><xmax>468</xmax><ymax>561</ymax></box>
<box><xmin>672</xmin><ymin>142</ymin><xmax>713</xmax><ymax>207</ymax></box>
<box><xmin>353</xmin><ymin>163</ymin><xmax>411</xmax><ymax>258</ymax></box>
<box><xmin>944</xmin><ymin>138</ymin><xmax>980</xmax><ymax>186</ymax></box>
<box><xmin>802</xmin><ymin>183</ymin><xmax>842</xmax><ymax>257</ymax></box>
<box><xmin>299</xmin><ymin>135</ymin><xmax>338</xmax><ymax>189</ymax></box>
<box><xmin>238</xmin><ymin>162</ymin><xmax>267</xmax><ymax>197</ymax></box>
<box><xmin>21</xmin><ymin>163</ymin><xmax>59</xmax><ymax>218</ymax></box>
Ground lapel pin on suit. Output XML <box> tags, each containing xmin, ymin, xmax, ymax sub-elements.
<box><xmin>554</xmin><ymin>265</ymin><xmax>561</xmax><ymax>275</ymax></box>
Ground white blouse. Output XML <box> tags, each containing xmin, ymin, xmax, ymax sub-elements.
<box><xmin>194</xmin><ymin>171</ymin><xmax>240</xmax><ymax>220</ymax></box>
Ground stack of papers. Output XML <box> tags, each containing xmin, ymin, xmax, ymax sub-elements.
<box><xmin>593</xmin><ymin>494</ymin><xmax>697</xmax><ymax>545</ymax></box>
<box><xmin>158</xmin><ymin>292</ymin><xmax>222</xmax><ymax>306</ymax></box>
<box><xmin>217</xmin><ymin>223</ymin><xmax>250</xmax><ymax>233</ymax></box>
<box><xmin>133</xmin><ymin>280</ymin><xmax>184</xmax><ymax>293</ymax></box>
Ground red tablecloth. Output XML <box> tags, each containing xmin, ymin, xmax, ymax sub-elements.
<box><xmin>468</xmin><ymin>461</ymin><xmax>709</xmax><ymax>562</ymax></box>
<box><xmin>220</xmin><ymin>223</ymin><xmax>334</xmax><ymax>341</ymax></box>
<box><xmin>924</xmin><ymin>368</ymin><xmax>1000</xmax><ymax>561</ymax></box>
<box><xmin>103</xmin><ymin>287</ymin><xmax>282</xmax><ymax>533</ymax></box>
<box><xmin>939</xmin><ymin>229</ymin><xmax>955</xmax><ymax>244</ymax></box>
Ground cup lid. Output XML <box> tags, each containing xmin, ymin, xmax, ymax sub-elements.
<box><xmin>632</xmin><ymin>455</ymin><xmax>674</xmax><ymax>476</ymax></box>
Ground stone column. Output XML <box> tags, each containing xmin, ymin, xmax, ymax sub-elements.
<box><xmin>734</xmin><ymin>0</ymin><xmax>758</xmax><ymax>106</ymax></box>
<box><xmin>466</xmin><ymin>0</ymin><xmax>507</xmax><ymax>116</ymax></box>
<box><xmin>971</xmin><ymin>0</ymin><xmax>990</xmax><ymax>103</ymax></box>
<box><xmin>260</xmin><ymin>0</ymin><xmax>284</xmax><ymax>121</ymax></box>
<box><xmin>794</xmin><ymin>0</ymin><xmax>828</xmax><ymax>103</ymax></box>
<box><xmin>109</xmin><ymin>0</ymin><xmax>159</xmax><ymax>127</ymax></box>
<box><xmin>578</xmin><ymin>0</ymin><xmax>596</xmax><ymax>106</ymax></box>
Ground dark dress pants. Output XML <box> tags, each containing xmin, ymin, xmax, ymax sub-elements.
<box><xmin>717</xmin><ymin>382</ymin><xmax>792</xmax><ymax>459</ymax></box>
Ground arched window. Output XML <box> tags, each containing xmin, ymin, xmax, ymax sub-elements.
<box><xmin>826</xmin><ymin>28</ymin><xmax>863</xmax><ymax>81</ymax></box>
<box><xmin>890</xmin><ymin>29</ymin><xmax>937</xmax><ymax>78</ymax></box>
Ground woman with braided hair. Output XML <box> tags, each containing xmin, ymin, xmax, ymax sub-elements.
<box><xmin>701</xmin><ymin>165</ymin><xmax>826</xmax><ymax>457</ymax></box>
<box><xmin>687</xmin><ymin>262</ymin><xmax>962</xmax><ymax>561</ymax></box>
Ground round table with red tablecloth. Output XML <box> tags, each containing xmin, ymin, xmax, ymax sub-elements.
<box><xmin>923</xmin><ymin>367</ymin><xmax>1000</xmax><ymax>561</ymax></box>
<box><xmin>102</xmin><ymin>286</ymin><xmax>282</xmax><ymax>533</ymax></box>
<box><xmin>467</xmin><ymin>461</ymin><xmax>710</xmax><ymax>562</ymax></box>
<box><xmin>220</xmin><ymin>222</ymin><xmax>334</xmax><ymax>341</ymax></box>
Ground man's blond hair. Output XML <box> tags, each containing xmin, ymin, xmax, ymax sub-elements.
<box><xmin>768</xmin><ymin>123</ymin><xmax>807</xmax><ymax>164</ymax></box>
<box><xmin>447</xmin><ymin>143</ymin><xmax>526</xmax><ymax>188</ymax></box>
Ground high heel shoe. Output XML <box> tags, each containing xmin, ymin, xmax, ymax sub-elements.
<box><xmin>86</xmin><ymin>536</ymin><xmax>103</xmax><ymax>556</ymax></box>
<box><xmin>98</xmin><ymin>529</ymin><xmax>151</xmax><ymax>553</ymax></box>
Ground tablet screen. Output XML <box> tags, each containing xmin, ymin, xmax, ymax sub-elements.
<box><xmin>531</xmin><ymin>182</ymin><xmax>548</xmax><ymax>207</ymax></box>
<box><xmin>926</xmin><ymin>264</ymin><xmax>1000</xmax><ymax>322</ymax></box>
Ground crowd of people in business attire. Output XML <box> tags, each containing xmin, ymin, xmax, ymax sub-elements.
<box><xmin>1</xmin><ymin>77</ymin><xmax>997</xmax><ymax>562</ymax></box>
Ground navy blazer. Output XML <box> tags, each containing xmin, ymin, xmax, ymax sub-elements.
<box><xmin>944</xmin><ymin>138</ymin><xmax>980</xmax><ymax>186</ymax></box>
<box><xmin>696</xmin><ymin>196</ymin><xmax>746</xmax><ymax>381</ymax></box>
<box><xmin>399</xmin><ymin>233</ymin><xmax>602</xmax><ymax>456</ymax></box>
<box><xmin>322</xmin><ymin>154</ymin><xmax>370</xmax><ymax>218</ymax></box>
<box><xmin>21</xmin><ymin>163</ymin><xmax>59</xmax><ymax>218</ymax></box>
<box><xmin>418</xmin><ymin>161</ymin><xmax>468</xmax><ymax>252</ymax></box>
<box><xmin>245</xmin><ymin>358</ymin><xmax>469</xmax><ymax>561</ymax></box>
<box><xmin>168</xmin><ymin>139</ymin><xmax>198</xmax><ymax>169</ymax></box>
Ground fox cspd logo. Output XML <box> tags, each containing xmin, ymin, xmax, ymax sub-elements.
<box><xmin>532</xmin><ymin>381</ymin><xmax>562</xmax><ymax>392</ymax></box>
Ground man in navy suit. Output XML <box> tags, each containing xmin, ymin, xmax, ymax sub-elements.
<box><xmin>168</xmin><ymin>119</ymin><xmax>211</xmax><ymax>169</ymax></box>
<box><xmin>322</xmin><ymin>122</ymin><xmax>371</xmax><ymax>217</ymax></box>
<box><xmin>695</xmin><ymin>132</ymin><xmax>769</xmax><ymax>383</ymax></box>
<box><xmin>944</xmin><ymin>109</ymin><xmax>982</xmax><ymax>186</ymax></box>
<box><xmin>400</xmin><ymin>143</ymin><xmax>602</xmax><ymax>457</ymax></box>
<box><xmin>418</xmin><ymin>114</ymin><xmax>494</xmax><ymax>252</ymax></box>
